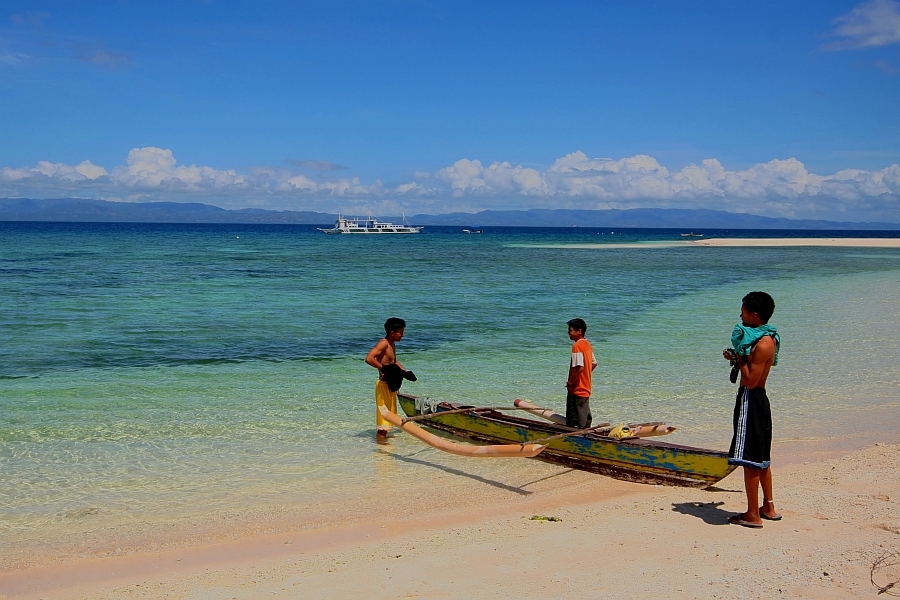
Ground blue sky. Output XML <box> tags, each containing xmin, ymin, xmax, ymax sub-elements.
<box><xmin>1</xmin><ymin>0</ymin><xmax>899</xmax><ymax>221</ymax></box>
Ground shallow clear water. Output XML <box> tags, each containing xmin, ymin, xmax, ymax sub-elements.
<box><xmin>1</xmin><ymin>223</ymin><xmax>898</xmax><ymax>540</ymax></box>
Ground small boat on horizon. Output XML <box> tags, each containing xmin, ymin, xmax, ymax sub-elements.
<box><xmin>318</xmin><ymin>214</ymin><xmax>422</xmax><ymax>234</ymax></box>
<box><xmin>680</xmin><ymin>232</ymin><xmax>704</xmax><ymax>237</ymax></box>
<box><xmin>462</xmin><ymin>226</ymin><xmax>484</xmax><ymax>234</ymax></box>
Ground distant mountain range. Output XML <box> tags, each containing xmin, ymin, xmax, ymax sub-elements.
<box><xmin>2</xmin><ymin>197</ymin><xmax>899</xmax><ymax>229</ymax></box>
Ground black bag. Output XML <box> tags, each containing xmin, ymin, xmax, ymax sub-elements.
<box><xmin>381</xmin><ymin>363</ymin><xmax>417</xmax><ymax>392</ymax></box>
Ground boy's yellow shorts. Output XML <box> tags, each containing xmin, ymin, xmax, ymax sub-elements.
<box><xmin>375</xmin><ymin>380</ymin><xmax>397</xmax><ymax>431</ymax></box>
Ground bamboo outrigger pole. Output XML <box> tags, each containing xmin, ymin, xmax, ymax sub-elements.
<box><xmin>401</xmin><ymin>405</ymin><xmax>529</xmax><ymax>424</ymax></box>
<box><xmin>379</xmin><ymin>406</ymin><xmax>547</xmax><ymax>458</ymax></box>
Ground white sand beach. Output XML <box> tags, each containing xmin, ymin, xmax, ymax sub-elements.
<box><xmin>2</xmin><ymin>439</ymin><xmax>898</xmax><ymax>600</ymax></box>
<box><xmin>692</xmin><ymin>238</ymin><xmax>900</xmax><ymax>247</ymax></box>
<box><xmin>509</xmin><ymin>237</ymin><xmax>900</xmax><ymax>249</ymax></box>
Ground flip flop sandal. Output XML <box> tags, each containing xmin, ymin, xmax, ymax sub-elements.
<box><xmin>729</xmin><ymin>515</ymin><xmax>763</xmax><ymax>528</ymax></box>
<box><xmin>760</xmin><ymin>512</ymin><xmax>783</xmax><ymax>521</ymax></box>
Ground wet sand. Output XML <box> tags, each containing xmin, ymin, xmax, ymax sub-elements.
<box><xmin>2</xmin><ymin>436</ymin><xmax>899</xmax><ymax>600</ymax></box>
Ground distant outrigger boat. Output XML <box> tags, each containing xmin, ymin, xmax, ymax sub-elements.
<box><xmin>680</xmin><ymin>232</ymin><xmax>704</xmax><ymax>237</ymax></box>
<box><xmin>318</xmin><ymin>214</ymin><xmax>422</xmax><ymax>234</ymax></box>
<box><xmin>462</xmin><ymin>226</ymin><xmax>484</xmax><ymax>234</ymax></box>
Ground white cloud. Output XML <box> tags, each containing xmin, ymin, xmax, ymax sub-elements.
<box><xmin>111</xmin><ymin>147</ymin><xmax>248</xmax><ymax>190</ymax></box>
<box><xmin>435</xmin><ymin>159</ymin><xmax>543</xmax><ymax>196</ymax></box>
<box><xmin>825</xmin><ymin>0</ymin><xmax>900</xmax><ymax>50</ymax></box>
<box><xmin>283</xmin><ymin>173</ymin><xmax>377</xmax><ymax>196</ymax></box>
<box><xmin>1</xmin><ymin>159</ymin><xmax>107</xmax><ymax>182</ymax></box>
<box><xmin>1</xmin><ymin>147</ymin><xmax>899</xmax><ymax>222</ymax></box>
<box><xmin>402</xmin><ymin>152</ymin><xmax>900</xmax><ymax>221</ymax></box>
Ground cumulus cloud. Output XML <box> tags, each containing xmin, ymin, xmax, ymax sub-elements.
<box><xmin>824</xmin><ymin>0</ymin><xmax>900</xmax><ymax>50</ymax></box>
<box><xmin>1</xmin><ymin>159</ymin><xmax>107</xmax><ymax>182</ymax></box>
<box><xmin>1</xmin><ymin>147</ymin><xmax>899</xmax><ymax>222</ymax></box>
<box><xmin>111</xmin><ymin>147</ymin><xmax>247</xmax><ymax>190</ymax></box>
<box><xmin>403</xmin><ymin>151</ymin><xmax>900</xmax><ymax>220</ymax></box>
<box><xmin>436</xmin><ymin>159</ymin><xmax>544</xmax><ymax>197</ymax></box>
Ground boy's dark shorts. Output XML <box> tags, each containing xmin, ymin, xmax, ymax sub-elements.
<box><xmin>728</xmin><ymin>386</ymin><xmax>772</xmax><ymax>469</ymax></box>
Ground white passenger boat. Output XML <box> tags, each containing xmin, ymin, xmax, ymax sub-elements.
<box><xmin>318</xmin><ymin>214</ymin><xmax>423</xmax><ymax>234</ymax></box>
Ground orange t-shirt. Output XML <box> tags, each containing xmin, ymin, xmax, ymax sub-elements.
<box><xmin>570</xmin><ymin>338</ymin><xmax>596</xmax><ymax>398</ymax></box>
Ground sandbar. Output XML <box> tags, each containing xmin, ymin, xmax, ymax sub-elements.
<box><xmin>692</xmin><ymin>237</ymin><xmax>900</xmax><ymax>247</ymax></box>
<box><xmin>508</xmin><ymin>237</ymin><xmax>900</xmax><ymax>249</ymax></box>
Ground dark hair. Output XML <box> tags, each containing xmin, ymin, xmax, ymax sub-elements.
<box><xmin>566</xmin><ymin>318</ymin><xmax>587</xmax><ymax>334</ymax></box>
<box><xmin>384</xmin><ymin>317</ymin><xmax>406</xmax><ymax>334</ymax></box>
<box><xmin>742</xmin><ymin>291</ymin><xmax>775</xmax><ymax>323</ymax></box>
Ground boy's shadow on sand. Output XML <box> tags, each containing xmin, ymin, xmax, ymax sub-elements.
<box><xmin>671</xmin><ymin>501</ymin><xmax>735</xmax><ymax>525</ymax></box>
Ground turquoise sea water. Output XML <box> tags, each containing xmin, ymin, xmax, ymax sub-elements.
<box><xmin>1</xmin><ymin>223</ymin><xmax>899</xmax><ymax>549</ymax></box>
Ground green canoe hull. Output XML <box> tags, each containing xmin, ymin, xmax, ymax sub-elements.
<box><xmin>398</xmin><ymin>394</ymin><xmax>736</xmax><ymax>488</ymax></box>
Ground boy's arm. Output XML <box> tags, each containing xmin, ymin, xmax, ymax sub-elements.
<box><xmin>566</xmin><ymin>365</ymin><xmax>583</xmax><ymax>391</ymax></box>
<box><xmin>365</xmin><ymin>339</ymin><xmax>389</xmax><ymax>370</ymax></box>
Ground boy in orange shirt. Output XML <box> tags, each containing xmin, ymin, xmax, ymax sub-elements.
<box><xmin>565</xmin><ymin>318</ymin><xmax>598</xmax><ymax>428</ymax></box>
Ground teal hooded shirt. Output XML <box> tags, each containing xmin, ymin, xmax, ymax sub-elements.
<box><xmin>731</xmin><ymin>324</ymin><xmax>780</xmax><ymax>366</ymax></box>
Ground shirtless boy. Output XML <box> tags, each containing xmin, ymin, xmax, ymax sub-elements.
<box><xmin>365</xmin><ymin>317</ymin><xmax>406</xmax><ymax>439</ymax></box>
<box><xmin>723</xmin><ymin>292</ymin><xmax>781</xmax><ymax>528</ymax></box>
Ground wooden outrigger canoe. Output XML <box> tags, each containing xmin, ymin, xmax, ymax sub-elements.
<box><xmin>397</xmin><ymin>393</ymin><xmax>737</xmax><ymax>488</ymax></box>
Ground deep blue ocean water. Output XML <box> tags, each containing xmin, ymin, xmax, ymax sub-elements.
<box><xmin>1</xmin><ymin>222</ymin><xmax>898</xmax><ymax>543</ymax></box>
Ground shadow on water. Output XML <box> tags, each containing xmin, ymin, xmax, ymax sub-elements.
<box><xmin>671</xmin><ymin>501</ymin><xmax>734</xmax><ymax>525</ymax></box>
<box><xmin>375</xmin><ymin>449</ymin><xmax>532</xmax><ymax>496</ymax></box>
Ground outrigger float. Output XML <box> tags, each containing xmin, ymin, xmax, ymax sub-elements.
<box><xmin>383</xmin><ymin>394</ymin><xmax>737</xmax><ymax>488</ymax></box>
